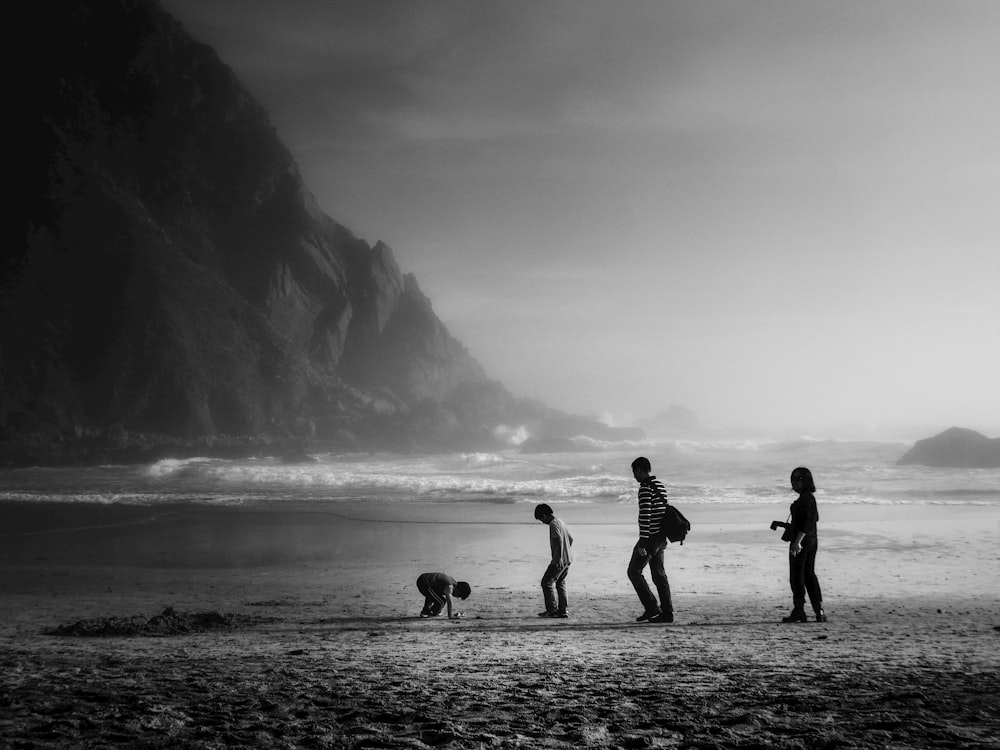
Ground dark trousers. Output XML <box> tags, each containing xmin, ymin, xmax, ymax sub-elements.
<box><xmin>541</xmin><ymin>563</ymin><xmax>570</xmax><ymax>614</ymax></box>
<box><xmin>789</xmin><ymin>535</ymin><xmax>822</xmax><ymax>612</ymax></box>
<box><xmin>417</xmin><ymin>578</ymin><xmax>443</xmax><ymax>616</ymax></box>
<box><xmin>627</xmin><ymin>541</ymin><xmax>672</xmax><ymax>615</ymax></box>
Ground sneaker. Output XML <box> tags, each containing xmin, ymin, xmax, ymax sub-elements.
<box><xmin>538</xmin><ymin>610</ymin><xmax>559</xmax><ymax>618</ymax></box>
<box><xmin>636</xmin><ymin>610</ymin><xmax>660</xmax><ymax>622</ymax></box>
<box><xmin>781</xmin><ymin>609</ymin><xmax>808</xmax><ymax>623</ymax></box>
<box><xmin>555</xmin><ymin>611</ymin><xmax>569</xmax><ymax>618</ymax></box>
<box><xmin>815</xmin><ymin>610</ymin><xmax>827</xmax><ymax>623</ymax></box>
<box><xmin>650</xmin><ymin>612</ymin><xmax>674</xmax><ymax>623</ymax></box>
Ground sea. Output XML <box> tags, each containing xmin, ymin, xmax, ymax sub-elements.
<box><xmin>1</xmin><ymin>437</ymin><xmax>997</xmax><ymax>512</ymax></box>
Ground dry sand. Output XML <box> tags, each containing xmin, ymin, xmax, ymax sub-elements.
<box><xmin>1</xmin><ymin>499</ymin><xmax>998</xmax><ymax>749</ymax></box>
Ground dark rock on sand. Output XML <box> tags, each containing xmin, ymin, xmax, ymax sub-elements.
<box><xmin>46</xmin><ymin>607</ymin><xmax>267</xmax><ymax>637</ymax></box>
<box><xmin>897</xmin><ymin>427</ymin><xmax>1000</xmax><ymax>468</ymax></box>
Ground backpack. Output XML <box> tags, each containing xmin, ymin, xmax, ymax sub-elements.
<box><xmin>662</xmin><ymin>504</ymin><xmax>691</xmax><ymax>545</ymax></box>
<box><xmin>649</xmin><ymin>483</ymin><xmax>691</xmax><ymax>545</ymax></box>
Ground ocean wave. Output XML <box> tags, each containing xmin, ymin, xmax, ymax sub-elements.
<box><xmin>144</xmin><ymin>457</ymin><xmax>220</xmax><ymax>478</ymax></box>
<box><xmin>2</xmin><ymin>489</ymin><xmax>994</xmax><ymax>508</ymax></box>
<box><xmin>2</xmin><ymin>445</ymin><xmax>995</xmax><ymax>508</ymax></box>
<box><xmin>133</xmin><ymin>455</ymin><xmax>630</xmax><ymax>500</ymax></box>
<box><xmin>457</xmin><ymin>452</ymin><xmax>509</xmax><ymax>467</ymax></box>
<box><xmin>656</xmin><ymin>437</ymin><xmax>910</xmax><ymax>454</ymax></box>
<box><xmin>0</xmin><ymin>490</ymin><xmax>261</xmax><ymax>506</ymax></box>
<box><xmin>570</xmin><ymin>436</ymin><xmax>653</xmax><ymax>451</ymax></box>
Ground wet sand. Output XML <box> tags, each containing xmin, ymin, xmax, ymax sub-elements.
<box><xmin>1</xmin><ymin>499</ymin><xmax>998</xmax><ymax>748</ymax></box>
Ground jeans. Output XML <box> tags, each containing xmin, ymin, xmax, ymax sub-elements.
<box><xmin>541</xmin><ymin>562</ymin><xmax>570</xmax><ymax>614</ymax></box>
<box><xmin>627</xmin><ymin>541</ymin><xmax>672</xmax><ymax>615</ymax></box>
<box><xmin>417</xmin><ymin>578</ymin><xmax>443</xmax><ymax>616</ymax></box>
<box><xmin>789</xmin><ymin>535</ymin><xmax>822</xmax><ymax>611</ymax></box>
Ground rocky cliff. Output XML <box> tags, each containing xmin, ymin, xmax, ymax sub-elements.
<box><xmin>897</xmin><ymin>427</ymin><xmax>1000</xmax><ymax>468</ymax></box>
<box><xmin>5</xmin><ymin>0</ymin><xmax>622</xmax><ymax>465</ymax></box>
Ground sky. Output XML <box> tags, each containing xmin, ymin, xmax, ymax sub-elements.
<box><xmin>160</xmin><ymin>0</ymin><xmax>1000</xmax><ymax>438</ymax></box>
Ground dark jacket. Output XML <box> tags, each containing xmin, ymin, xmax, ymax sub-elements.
<box><xmin>789</xmin><ymin>493</ymin><xmax>819</xmax><ymax>537</ymax></box>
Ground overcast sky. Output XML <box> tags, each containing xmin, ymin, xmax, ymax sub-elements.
<box><xmin>160</xmin><ymin>0</ymin><xmax>999</xmax><ymax>438</ymax></box>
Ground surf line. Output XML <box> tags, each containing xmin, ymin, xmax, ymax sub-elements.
<box><xmin>1</xmin><ymin>514</ymin><xmax>170</xmax><ymax>537</ymax></box>
<box><xmin>324</xmin><ymin>511</ymin><xmax>523</xmax><ymax>525</ymax></box>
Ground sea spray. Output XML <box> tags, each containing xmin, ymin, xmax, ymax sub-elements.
<box><xmin>0</xmin><ymin>440</ymin><xmax>996</xmax><ymax>508</ymax></box>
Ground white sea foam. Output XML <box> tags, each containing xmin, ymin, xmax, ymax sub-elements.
<box><xmin>458</xmin><ymin>452</ymin><xmax>509</xmax><ymax>467</ymax></box>
<box><xmin>144</xmin><ymin>457</ymin><xmax>217</xmax><ymax>477</ymax></box>
<box><xmin>0</xmin><ymin>440</ymin><xmax>996</xmax><ymax>508</ymax></box>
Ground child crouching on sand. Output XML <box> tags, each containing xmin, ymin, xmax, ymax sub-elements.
<box><xmin>416</xmin><ymin>572</ymin><xmax>470</xmax><ymax>619</ymax></box>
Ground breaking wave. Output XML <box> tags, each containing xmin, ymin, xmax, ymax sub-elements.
<box><xmin>0</xmin><ymin>440</ymin><xmax>996</xmax><ymax>508</ymax></box>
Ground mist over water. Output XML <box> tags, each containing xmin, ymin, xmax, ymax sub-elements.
<box><xmin>1</xmin><ymin>439</ymin><xmax>997</xmax><ymax>510</ymax></box>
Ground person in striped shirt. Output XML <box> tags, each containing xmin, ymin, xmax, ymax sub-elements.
<box><xmin>628</xmin><ymin>456</ymin><xmax>674</xmax><ymax>623</ymax></box>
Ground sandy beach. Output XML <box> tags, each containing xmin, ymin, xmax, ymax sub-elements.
<box><xmin>2</xmin><ymin>498</ymin><xmax>998</xmax><ymax>748</ymax></box>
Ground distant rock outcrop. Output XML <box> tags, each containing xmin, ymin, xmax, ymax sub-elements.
<box><xmin>897</xmin><ymin>428</ymin><xmax>1000</xmax><ymax>468</ymax></box>
<box><xmin>3</xmin><ymin>0</ymin><xmax>635</xmax><ymax>466</ymax></box>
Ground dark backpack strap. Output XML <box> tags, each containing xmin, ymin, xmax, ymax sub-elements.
<box><xmin>649</xmin><ymin>481</ymin><xmax>690</xmax><ymax>545</ymax></box>
<box><xmin>645</xmin><ymin>481</ymin><xmax>669</xmax><ymax>546</ymax></box>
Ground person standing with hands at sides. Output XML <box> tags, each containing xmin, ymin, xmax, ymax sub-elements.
<box><xmin>416</xmin><ymin>572</ymin><xmax>471</xmax><ymax>619</ymax></box>
<box><xmin>534</xmin><ymin>503</ymin><xmax>574</xmax><ymax>618</ymax></box>
<box><xmin>629</xmin><ymin>457</ymin><xmax>674</xmax><ymax>623</ymax></box>
<box><xmin>782</xmin><ymin>467</ymin><xmax>826</xmax><ymax>623</ymax></box>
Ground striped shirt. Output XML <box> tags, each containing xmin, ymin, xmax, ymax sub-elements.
<box><xmin>637</xmin><ymin>477</ymin><xmax>668</xmax><ymax>540</ymax></box>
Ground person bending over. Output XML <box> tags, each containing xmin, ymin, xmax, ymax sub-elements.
<box><xmin>534</xmin><ymin>503</ymin><xmax>574</xmax><ymax>618</ymax></box>
<box><xmin>416</xmin><ymin>572</ymin><xmax>471</xmax><ymax>619</ymax></box>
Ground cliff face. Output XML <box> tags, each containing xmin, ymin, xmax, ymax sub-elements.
<box><xmin>5</xmin><ymin>0</ymin><xmax>518</xmax><ymax>461</ymax></box>
<box><xmin>897</xmin><ymin>428</ymin><xmax>1000</xmax><ymax>468</ymax></box>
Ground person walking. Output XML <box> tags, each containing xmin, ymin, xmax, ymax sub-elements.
<box><xmin>780</xmin><ymin>466</ymin><xmax>826</xmax><ymax>623</ymax></box>
<box><xmin>628</xmin><ymin>456</ymin><xmax>674</xmax><ymax>623</ymax></box>
<box><xmin>534</xmin><ymin>503</ymin><xmax>574</xmax><ymax>618</ymax></box>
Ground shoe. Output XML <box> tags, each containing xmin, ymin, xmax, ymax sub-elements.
<box><xmin>650</xmin><ymin>612</ymin><xmax>674</xmax><ymax>624</ymax></box>
<box><xmin>782</xmin><ymin>609</ymin><xmax>808</xmax><ymax>623</ymax></box>
<box><xmin>538</xmin><ymin>610</ymin><xmax>559</xmax><ymax>618</ymax></box>
<box><xmin>555</xmin><ymin>612</ymin><xmax>569</xmax><ymax>619</ymax></box>
<box><xmin>815</xmin><ymin>609</ymin><xmax>827</xmax><ymax>623</ymax></box>
<box><xmin>636</xmin><ymin>610</ymin><xmax>660</xmax><ymax>622</ymax></box>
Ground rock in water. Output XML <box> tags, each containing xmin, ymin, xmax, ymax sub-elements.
<box><xmin>897</xmin><ymin>427</ymin><xmax>1000</xmax><ymax>468</ymax></box>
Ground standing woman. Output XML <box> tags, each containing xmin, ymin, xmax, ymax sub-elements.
<box><xmin>783</xmin><ymin>467</ymin><xmax>826</xmax><ymax>623</ymax></box>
